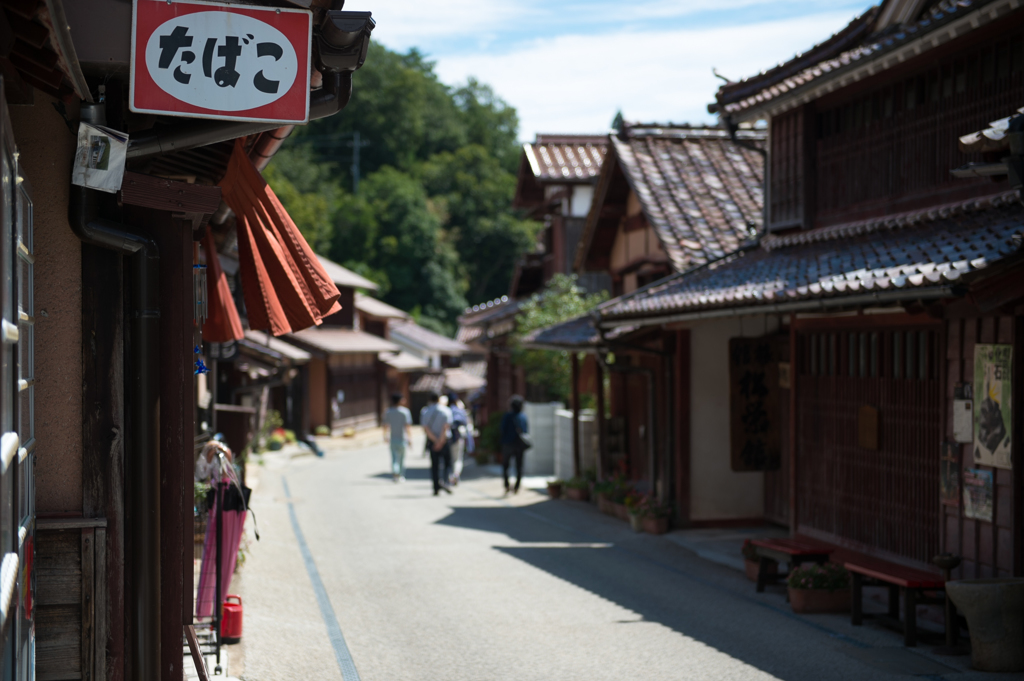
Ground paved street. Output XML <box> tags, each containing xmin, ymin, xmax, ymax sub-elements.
<box><xmin>228</xmin><ymin>432</ymin><xmax>987</xmax><ymax>681</ymax></box>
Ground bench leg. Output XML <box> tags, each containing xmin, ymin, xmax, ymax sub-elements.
<box><xmin>887</xmin><ymin>584</ymin><xmax>900</xmax><ymax>619</ymax></box>
<box><xmin>851</xmin><ymin>573</ymin><xmax>863</xmax><ymax>626</ymax></box>
<box><xmin>756</xmin><ymin>556</ymin><xmax>770</xmax><ymax>593</ymax></box>
<box><xmin>903</xmin><ymin>587</ymin><xmax>917</xmax><ymax>647</ymax></box>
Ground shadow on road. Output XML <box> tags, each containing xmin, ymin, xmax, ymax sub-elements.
<box><xmin>430</xmin><ymin>500</ymin><xmax>915</xmax><ymax>681</ymax></box>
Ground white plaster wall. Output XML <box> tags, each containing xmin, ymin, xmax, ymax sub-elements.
<box><xmin>570</xmin><ymin>185</ymin><xmax>594</xmax><ymax>217</ymax></box>
<box><xmin>554</xmin><ymin>409</ymin><xmax>597</xmax><ymax>479</ymax></box>
<box><xmin>523</xmin><ymin>402</ymin><xmax>562</xmax><ymax>476</ymax></box>
<box><xmin>689</xmin><ymin>315</ymin><xmax>779</xmax><ymax>521</ymax></box>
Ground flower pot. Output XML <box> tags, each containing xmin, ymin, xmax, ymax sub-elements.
<box><xmin>547</xmin><ymin>483</ymin><xmax>562</xmax><ymax>499</ymax></box>
<box><xmin>744</xmin><ymin>559</ymin><xmax>760</xmax><ymax>582</ymax></box>
<box><xmin>946</xmin><ymin>578</ymin><xmax>1024</xmax><ymax>672</ymax></box>
<box><xmin>628</xmin><ymin>512</ymin><xmax>643</xmax><ymax>532</ymax></box>
<box><xmin>598</xmin><ymin>496</ymin><xmax>615</xmax><ymax>516</ymax></box>
<box><xmin>565</xmin><ymin>487</ymin><xmax>589</xmax><ymax>502</ymax></box>
<box><xmin>787</xmin><ymin>587</ymin><xmax>850</xmax><ymax>614</ymax></box>
<box><xmin>613</xmin><ymin>502</ymin><xmax>628</xmax><ymax>520</ymax></box>
<box><xmin>642</xmin><ymin>516</ymin><xmax>669</xmax><ymax>535</ymax></box>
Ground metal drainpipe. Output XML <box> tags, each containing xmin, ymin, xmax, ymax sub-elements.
<box><xmin>70</xmin><ymin>102</ymin><xmax>162</xmax><ymax>681</ymax></box>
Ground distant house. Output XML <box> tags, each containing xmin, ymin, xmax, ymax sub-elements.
<box><xmin>283</xmin><ymin>256</ymin><xmax>399</xmax><ymax>433</ymax></box>
<box><xmin>387</xmin><ymin>320</ymin><xmax>480</xmax><ymax>418</ymax></box>
<box><xmin>528</xmin><ymin>121</ymin><xmax>766</xmax><ymax>508</ymax></box>
<box><xmin>512</xmin><ymin>134</ymin><xmax>610</xmax><ymax>297</ymax></box>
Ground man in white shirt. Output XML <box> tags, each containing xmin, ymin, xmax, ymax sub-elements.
<box><xmin>420</xmin><ymin>391</ymin><xmax>453</xmax><ymax>495</ymax></box>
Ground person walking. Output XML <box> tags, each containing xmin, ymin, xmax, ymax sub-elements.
<box><xmin>446</xmin><ymin>392</ymin><xmax>472</xmax><ymax>486</ymax></box>
<box><xmin>500</xmin><ymin>395</ymin><xmax>530</xmax><ymax>494</ymax></box>
<box><xmin>382</xmin><ymin>393</ymin><xmax>412</xmax><ymax>482</ymax></box>
<box><xmin>421</xmin><ymin>391</ymin><xmax>453</xmax><ymax>495</ymax></box>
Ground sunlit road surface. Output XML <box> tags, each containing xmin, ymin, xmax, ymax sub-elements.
<box><xmin>233</xmin><ymin>432</ymin><xmax>978</xmax><ymax>681</ymax></box>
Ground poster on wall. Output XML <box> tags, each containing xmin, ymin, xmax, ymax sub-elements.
<box><xmin>973</xmin><ymin>344</ymin><xmax>1012</xmax><ymax>469</ymax></box>
<box><xmin>963</xmin><ymin>468</ymin><xmax>994</xmax><ymax>522</ymax></box>
<box><xmin>940</xmin><ymin>442</ymin><xmax>959</xmax><ymax>507</ymax></box>
<box><xmin>728</xmin><ymin>336</ymin><xmax>784</xmax><ymax>471</ymax></box>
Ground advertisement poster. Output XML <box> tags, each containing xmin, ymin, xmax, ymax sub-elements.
<box><xmin>973</xmin><ymin>344</ymin><xmax>1012</xmax><ymax>469</ymax></box>
<box><xmin>963</xmin><ymin>468</ymin><xmax>994</xmax><ymax>522</ymax></box>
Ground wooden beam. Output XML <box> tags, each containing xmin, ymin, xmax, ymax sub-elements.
<box><xmin>119</xmin><ymin>171</ymin><xmax>221</xmax><ymax>215</ymax></box>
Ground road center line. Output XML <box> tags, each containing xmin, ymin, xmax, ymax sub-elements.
<box><xmin>282</xmin><ymin>476</ymin><xmax>361</xmax><ymax>681</ymax></box>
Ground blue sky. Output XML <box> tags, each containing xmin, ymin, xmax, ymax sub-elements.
<box><xmin>364</xmin><ymin>1</ymin><xmax>876</xmax><ymax>139</ymax></box>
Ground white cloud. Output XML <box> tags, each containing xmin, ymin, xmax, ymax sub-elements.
<box><xmin>430</xmin><ymin>11</ymin><xmax>861</xmax><ymax>139</ymax></box>
<box><xmin>367</xmin><ymin>0</ymin><xmax>533</xmax><ymax>51</ymax></box>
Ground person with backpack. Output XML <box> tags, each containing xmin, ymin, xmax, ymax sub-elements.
<box><xmin>500</xmin><ymin>395</ymin><xmax>530</xmax><ymax>494</ymax></box>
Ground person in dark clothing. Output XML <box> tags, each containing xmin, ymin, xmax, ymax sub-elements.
<box><xmin>500</xmin><ymin>395</ymin><xmax>529</xmax><ymax>494</ymax></box>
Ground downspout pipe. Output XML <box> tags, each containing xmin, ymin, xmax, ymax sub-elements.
<box><xmin>71</xmin><ymin>102</ymin><xmax>162</xmax><ymax>681</ymax></box>
<box><xmin>126</xmin><ymin>70</ymin><xmax>352</xmax><ymax>161</ymax></box>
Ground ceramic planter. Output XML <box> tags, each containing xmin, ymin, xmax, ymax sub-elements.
<box><xmin>946</xmin><ymin>578</ymin><xmax>1024</xmax><ymax>672</ymax></box>
<box><xmin>613</xmin><ymin>502</ymin><xmax>628</xmax><ymax>520</ymax></box>
<box><xmin>788</xmin><ymin>587</ymin><xmax>850</xmax><ymax>614</ymax></box>
<box><xmin>642</xmin><ymin>516</ymin><xmax>670</xmax><ymax>535</ymax></box>
<box><xmin>565</xmin><ymin>487</ymin><xmax>589</xmax><ymax>502</ymax></box>
<box><xmin>598</xmin><ymin>496</ymin><xmax>615</xmax><ymax>516</ymax></box>
<box><xmin>628</xmin><ymin>512</ymin><xmax>643</xmax><ymax>533</ymax></box>
<box><xmin>547</xmin><ymin>482</ymin><xmax>562</xmax><ymax>499</ymax></box>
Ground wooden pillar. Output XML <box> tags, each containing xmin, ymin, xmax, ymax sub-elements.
<box><xmin>571</xmin><ymin>352</ymin><xmax>581</xmax><ymax>478</ymax></box>
<box><xmin>789</xmin><ymin>324</ymin><xmax>799</xmax><ymax>537</ymax></box>
<box><xmin>675</xmin><ymin>330</ymin><xmax>690</xmax><ymax>524</ymax></box>
<box><xmin>596</xmin><ymin>358</ymin><xmax>606</xmax><ymax>480</ymax></box>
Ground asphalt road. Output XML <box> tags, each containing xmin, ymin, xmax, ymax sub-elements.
<box><xmin>231</xmin><ymin>431</ymin><xmax>985</xmax><ymax>681</ymax></box>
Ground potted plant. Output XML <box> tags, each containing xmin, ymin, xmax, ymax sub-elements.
<box><xmin>741</xmin><ymin>540</ymin><xmax>774</xmax><ymax>582</ymax></box>
<box><xmin>624</xmin><ymin>492</ymin><xmax>644</xmax><ymax>532</ymax></box>
<box><xmin>564</xmin><ymin>477</ymin><xmax>590</xmax><ymax>501</ymax></box>
<box><xmin>637</xmin><ymin>495</ymin><xmax>672</xmax><ymax>535</ymax></box>
<box><xmin>787</xmin><ymin>563</ymin><xmax>851</xmax><ymax>613</ymax></box>
<box><xmin>547</xmin><ymin>479</ymin><xmax>564</xmax><ymax>499</ymax></box>
<box><xmin>593</xmin><ymin>480</ymin><xmax>616</xmax><ymax>515</ymax></box>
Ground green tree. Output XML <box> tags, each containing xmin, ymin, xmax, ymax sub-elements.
<box><xmin>513</xmin><ymin>274</ymin><xmax>608</xmax><ymax>403</ymax></box>
<box><xmin>417</xmin><ymin>145</ymin><xmax>540</xmax><ymax>302</ymax></box>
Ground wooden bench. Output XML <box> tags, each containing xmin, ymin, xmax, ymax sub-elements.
<box><xmin>845</xmin><ymin>558</ymin><xmax>946</xmax><ymax>647</ymax></box>
<box><xmin>750</xmin><ymin>538</ymin><xmax>834</xmax><ymax>594</ymax></box>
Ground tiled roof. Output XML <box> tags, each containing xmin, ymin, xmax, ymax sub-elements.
<box><xmin>381</xmin><ymin>351</ymin><xmax>428</xmax><ymax>371</ymax></box>
<box><xmin>443</xmin><ymin>367</ymin><xmax>486</xmax><ymax>393</ymax></box>
<box><xmin>410</xmin><ymin>373</ymin><xmax>446</xmax><ymax>394</ymax></box>
<box><xmin>287</xmin><ymin>327</ymin><xmax>399</xmax><ymax>354</ymax></box>
<box><xmin>524</xmin><ymin>135</ymin><xmax>608</xmax><ymax>183</ymax></box>
<box><xmin>355</xmin><ymin>293</ymin><xmax>409</xmax><ymax>320</ymax></box>
<box><xmin>315</xmin><ymin>255</ymin><xmax>379</xmax><ymax>291</ymax></box>
<box><xmin>524</xmin><ymin>315</ymin><xmax>601</xmax><ymax>349</ymax></box>
<box><xmin>959</xmin><ymin>108</ymin><xmax>1024</xmax><ymax>154</ymax></box>
<box><xmin>456</xmin><ymin>324</ymin><xmax>484</xmax><ymax>344</ymax></box>
<box><xmin>242</xmin><ymin>330</ymin><xmax>312</xmax><ymax>363</ymax></box>
<box><xmin>457</xmin><ymin>297</ymin><xmax>524</xmax><ymax>342</ymax></box>
<box><xmin>601</xmin><ymin>192</ymin><xmax>1024</xmax><ymax>321</ymax></box>
<box><xmin>390</xmin><ymin>321</ymin><xmax>469</xmax><ymax>355</ymax></box>
<box><xmin>715</xmin><ymin>0</ymin><xmax>1001</xmax><ymax>118</ymax></box>
<box><xmin>459</xmin><ymin>360</ymin><xmax>487</xmax><ymax>379</ymax></box>
<box><xmin>609</xmin><ymin>126</ymin><xmax>764</xmax><ymax>271</ymax></box>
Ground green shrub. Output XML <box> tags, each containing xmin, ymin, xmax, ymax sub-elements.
<box><xmin>787</xmin><ymin>563</ymin><xmax>850</xmax><ymax>592</ymax></box>
<box><xmin>564</xmin><ymin>477</ymin><xmax>589</xmax><ymax>490</ymax></box>
<box><xmin>479</xmin><ymin>418</ymin><xmax>501</xmax><ymax>454</ymax></box>
<box><xmin>314</xmin><ymin>425</ymin><xmax>331</xmax><ymax>436</ymax></box>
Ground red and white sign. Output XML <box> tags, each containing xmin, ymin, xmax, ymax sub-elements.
<box><xmin>130</xmin><ymin>0</ymin><xmax>312</xmax><ymax>124</ymax></box>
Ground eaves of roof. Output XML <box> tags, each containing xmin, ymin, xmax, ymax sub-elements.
<box><xmin>599</xmin><ymin>190</ymin><xmax>1024</xmax><ymax>326</ymax></box>
<box><xmin>716</xmin><ymin>0</ymin><xmax>1010</xmax><ymax>122</ymax></box>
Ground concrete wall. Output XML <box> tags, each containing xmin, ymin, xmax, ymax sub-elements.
<box><xmin>688</xmin><ymin>315</ymin><xmax>779</xmax><ymax>521</ymax></box>
<box><xmin>522</xmin><ymin>401</ymin><xmax>561</xmax><ymax>476</ymax></box>
<box><xmin>10</xmin><ymin>95</ymin><xmax>83</xmax><ymax>513</ymax></box>
<box><xmin>554</xmin><ymin>409</ymin><xmax>597</xmax><ymax>480</ymax></box>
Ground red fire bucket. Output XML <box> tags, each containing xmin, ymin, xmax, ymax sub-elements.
<box><xmin>221</xmin><ymin>595</ymin><xmax>243</xmax><ymax>643</ymax></box>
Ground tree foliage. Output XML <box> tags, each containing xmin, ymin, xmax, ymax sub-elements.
<box><xmin>266</xmin><ymin>41</ymin><xmax>537</xmax><ymax>335</ymax></box>
<box><xmin>513</xmin><ymin>275</ymin><xmax>608</xmax><ymax>404</ymax></box>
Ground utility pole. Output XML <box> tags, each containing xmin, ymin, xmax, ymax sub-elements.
<box><xmin>346</xmin><ymin>130</ymin><xmax>371</xmax><ymax>194</ymax></box>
